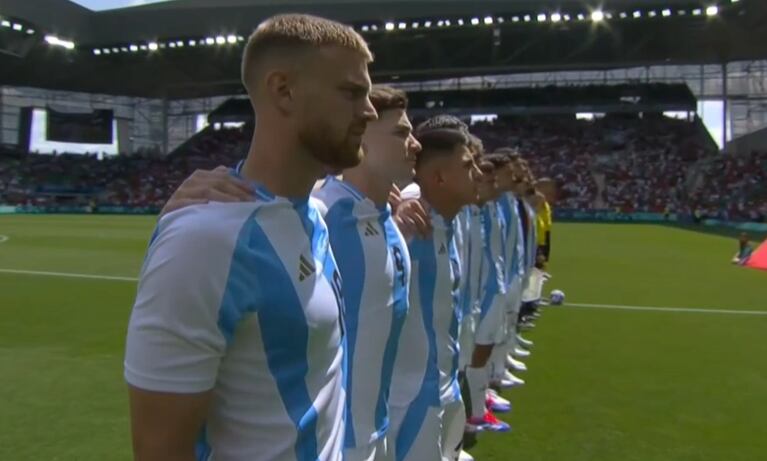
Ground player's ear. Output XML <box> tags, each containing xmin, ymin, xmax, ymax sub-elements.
<box><xmin>265</xmin><ymin>69</ymin><xmax>294</xmax><ymax>115</ymax></box>
<box><xmin>435</xmin><ymin>167</ymin><xmax>448</xmax><ymax>185</ymax></box>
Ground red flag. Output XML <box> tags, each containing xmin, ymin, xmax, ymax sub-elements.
<box><xmin>745</xmin><ymin>240</ymin><xmax>767</xmax><ymax>271</ymax></box>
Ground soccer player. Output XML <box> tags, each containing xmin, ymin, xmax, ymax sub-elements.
<box><xmin>535</xmin><ymin>178</ymin><xmax>556</xmax><ymax>262</ymax></box>
<box><xmin>464</xmin><ymin>153</ymin><xmax>514</xmax><ymax>431</ymax></box>
<box><xmin>509</xmin><ymin>163</ymin><xmax>536</xmax><ymax>350</ymax></box>
<box><xmin>452</xmin><ymin>136</ymin><xmax>489</xmax><ymax>461</ymax></box>
<box><xmin>124</xmin><ymin>14</ymin><xmax>377</xmax><ymax>461</ymax></box>
<box><xmin>388</xmin><ymin>117</ymin><xmax>479</xmax><ymax>461</ymax></box>
<box><xmin>313</xmin><ymin>85</ymin><xmax>421</xmax><ymax>461</ymax></box>
<box><xmin>519</xmin><ymin>190</ymin><xmax>548</xmax><ymax>323</ymax></box>
<box><xmin>455</xmin><ymin>134</ymin><xmax>487</xmax><ymax>375</ymax></box>
<box><xmin>483</xmin><ymin>150</ymin><xmax>527</xmax><ymax>389</ymax></box>
<box><xmin>732</xmin><ymin>232</ymin><xmax>754</xmax><ymax>265</ymax></box>
<box><xmin>516</xmin><ymin>163</ymin><xmax>540</xmax><ymax>331</ymax></box>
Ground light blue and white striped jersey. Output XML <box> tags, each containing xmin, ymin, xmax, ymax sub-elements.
<box><xmin>456</xmin><ymin>205</ymin><xmax>483</xmax><ymax>318</ymax></box>
<box><xmin>498</xmin><ymin>192</ymin><xmax>525</xmax><ymax>282</ymax></box>
<box><xmin>478</xmin><ymin>200</ymin><xmax>507</xmax><ymax>318</ymax></box>
<box><xmin>390</xmin><ymin>210</ymin><xmax>462</xmax><ymax>408</ymax></box>
<box><xmin>125</xmin><ymin>185</ymin><xmax>346</xmax><ymax>461</ymax></box>
<box><xmin>453</xmin><ymin>207</ymin><xmax>469</xmax><ymax>314</ymax></box>
<box><xmin>313</xmin><ymin>177</ymin><xmax>410</xmax><ymax>449</ymax></box>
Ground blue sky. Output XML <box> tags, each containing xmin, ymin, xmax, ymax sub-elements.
<box><xmin>69</xmin><ymin>0</ymin><xmax>176</xmax><ymax>11</ymax></box>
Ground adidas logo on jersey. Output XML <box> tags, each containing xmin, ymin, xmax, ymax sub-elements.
<box><xmin>363</xmin><ymin>222</ymin><xmax>380</xmax><ymax>237</ymax></box>
<box><xmin>298</xmin><ymin>254</ymin><xmax>316</xmax><ymax>281</ymax></box>
<box><xmin>439</xmin><ymin>243</ymin><xmax>447</xmax><ymax>254</ymax></box>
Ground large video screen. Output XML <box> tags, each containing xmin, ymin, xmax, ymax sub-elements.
<box><xmin>28</xmin><ymin>108</ymin><xmax>119</xmax><ymax>156</ymax></box>
<box><xmin>46</xmin><ymin>107</ymin><xmax>114</xmax><ymax>144</ymax></box>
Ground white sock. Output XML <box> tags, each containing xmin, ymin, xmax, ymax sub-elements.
<box><xmin>466</xmin><ymin>366</ymin><xmax>488</xmax><ymax>420</ymax></box>
<box><xmin>489</xmin><ymin>346</ymin><xmax>507</xmax><ymax>382</ymax></box>
<box><xmin>506</xmin><ymin>312</ymin><xmax>519</xmax><ymax>351</ymax></box>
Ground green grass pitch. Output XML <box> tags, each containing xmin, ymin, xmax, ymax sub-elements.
<box><xmin>0</xmin><ymin>215</ymin><xmax>765</xmax><ymax>461</ymax></box>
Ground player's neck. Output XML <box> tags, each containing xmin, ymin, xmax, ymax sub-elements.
<box><xmin>240</xmin><ymin>126</ymin><xmax>322</xmax><ymax>199</ymax></box>
<box><xmin>343</xmin><ymin>167</ymin><xmax>391</xmax><ymax>208</ymax></box>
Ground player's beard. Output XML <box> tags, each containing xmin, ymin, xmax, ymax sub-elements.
<box><xmin>298</xmin><ymin>119</ymin><xmax>364</xmax><ymax>170</ymax></box>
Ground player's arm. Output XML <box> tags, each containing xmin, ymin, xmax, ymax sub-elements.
<box><xmin>125</xmin><ymin>214</ymin><xmax>229</xmax><ymax>460</ymax></box>
<box><xmin>160</xmin><ymin>165</ymin><xmax>254</xmax><ymax>217</ymax></box>
<box><xmin>129</xmin><ymin>388</ymin><xmax>212</xmax><ymax>461</ymax></box>
<box><xmin>480</xmin><ymin>209</ymin><xmax>505</xmax><ymax>300</ymax></box>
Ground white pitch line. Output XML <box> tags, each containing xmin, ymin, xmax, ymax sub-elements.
<box><xmin>0</xmin><ymin>235</ymin><xmax>9</xmax><ymax>244</ymax></box>
<box><xmin>0</xmin><ymin>267</ymin><xmax>765</xmax><ymax>316</ymax></box>
<box><xmin>566</xmin><ymin>302</ymin><xmax>767</xmax><ymax>316</ymax></box>
<box><xmin>0</xmin><ymin>268</ymin><xmax>137</xmax><ymax>282</ymax></box>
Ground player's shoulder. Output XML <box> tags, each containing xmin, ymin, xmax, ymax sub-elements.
<box><xmin>153</xmin><ymin>201</ymin><xmax>266</xmax><ymax>252</ymax></box>
<box><xmin>481</xmin><ymin>201</ymin><xmax>495</xmax><ymax>215</ymax></box>
<box><xmin>313</xmin><ymin>179</ymin><xmax>378</xmax><ymax>226</ymax></box>
<box><xmin>312</xmin><ymin>177</ymin><xmax>361</xmax><ymax>216</ymax></box>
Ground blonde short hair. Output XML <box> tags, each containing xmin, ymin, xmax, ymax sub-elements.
<box><xmin>242</xmin><ymin>14</ymin><xmax>372</xmax><ymax>92</ymax></box>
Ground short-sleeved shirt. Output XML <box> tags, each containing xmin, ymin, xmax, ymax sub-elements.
<box><xmin>390</xmin><ymin>210</ymin><xmax>462</xmax><ymax>408</ymax></box>
<box><xmin>313</xmin><ymin>177</ymin><xmax>410</xmax><ymax>448</ymax></box>
<box><xmin>125</xmin><ymin>187</ymin><xmax>345</xmax><ymax>461</ymax></box>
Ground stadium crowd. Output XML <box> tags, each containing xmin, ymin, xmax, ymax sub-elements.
<box><xmin>0</xmin><ymin>126</ymin><xmax>249</xmax><ymax>209</ymax></box>
<box><xmin>688</xmin><ymin>150</ymin><xmax>767</xmax><ymax>222</ymax></box>
<box><xmin>3</xmin><ymin>115</ymin><xmax>764</xmax><ymax>222</ymax></box>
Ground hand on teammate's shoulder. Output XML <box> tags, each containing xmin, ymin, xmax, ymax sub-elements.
<box><xmin>160</xmin><ymin>165</ymin><xmax>254</xmax><ymax>217</ymax></box>
<box><xmin>395</xmin><ymin>198</ymin><xmax>433</xmax><ymax>240</ymax></box>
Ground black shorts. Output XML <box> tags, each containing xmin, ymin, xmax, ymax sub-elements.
<box><xmin>540</xmin><ymin>231</ymin><xmax>551</xmax><ymax>261</ymax></box>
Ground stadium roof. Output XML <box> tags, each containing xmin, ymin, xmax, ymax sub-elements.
<box><xmin>1</xmin><ymin>0</ymin><xmax>766</xmax><ymax>98</ymax></box>
<box><xmin>68</xmin><ymin>1</ymin><xmax>179</xmax><ymax>12</ymax></box>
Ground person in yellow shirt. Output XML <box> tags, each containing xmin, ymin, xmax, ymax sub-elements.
<box><xmin>536</xmin><ymin>197</ymin><xmax>552</xmax><ymax>259</ymax></box>
<box><xmin>534</xmin><ymin>179</ymin><xmax>554</xmax><ymax>261</ymax></box>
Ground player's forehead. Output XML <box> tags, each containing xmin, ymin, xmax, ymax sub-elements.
<box><xmin>368</xmin><ymin>108</ymin><xmax>409</xmax><ymax>134</ymax></box>
<box><xmin>313</xmin><ymin>45</ymin><xmax>372</xmax><ymax>87</ymax></box>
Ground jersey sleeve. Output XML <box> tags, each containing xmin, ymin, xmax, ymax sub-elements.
<box><xmin>124</xmin><ymin>210</ymin><xmax>231</xmax><ymax>394</ymax></box>
<box><xmin>479</xmin><ymin>207</ymin><xmax>505</xmax><ymax>303</ymax></box>
<box><xmin>544</xmin><ymin>202</ymin><xmax>553</xmax><ymax>228</ymax></box>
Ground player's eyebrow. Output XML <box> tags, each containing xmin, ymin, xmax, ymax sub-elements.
<box><xmin>340</xmin><ymin>80</ymin><xmax>371</xmax><ymax>96</ymax></box>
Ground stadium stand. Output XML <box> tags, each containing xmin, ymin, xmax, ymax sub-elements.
<box><xmin>2</xmin><ymin>109</ymin><xmax>764</xmax><ymax>221</ymax></box>
<box><xmin>689</xmin><ymin>150</ymin><xmax>767</xmax><ymax>222</ymax></box>
<box><xmin>0</xmin><ymin>123</ymin><xmax>252</xmax><ymax>210</ymax></box>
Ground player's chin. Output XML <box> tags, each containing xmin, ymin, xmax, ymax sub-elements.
<box><xmin>329</xmin><ymin>147</ymin><xmax>363</xmax><ymax>170</ymax></box>
<box><xmin>465</xmin><ymin>187</ymin><xmax>479</xmax><ymax>204</ymax></box>
<box><xmin>406</xmin><ymin>160</ymin><xmax>417</xmax><ymax>178</ymax></box>
<box><xmin>398</xmin><ymin>162</ymin><xmax>416</xmax><ymax>181</ymax></box>
<box><xmin>395</xmin><ymin>170</ymin><xmax>416</xmax><ymax>185</ymax></box>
